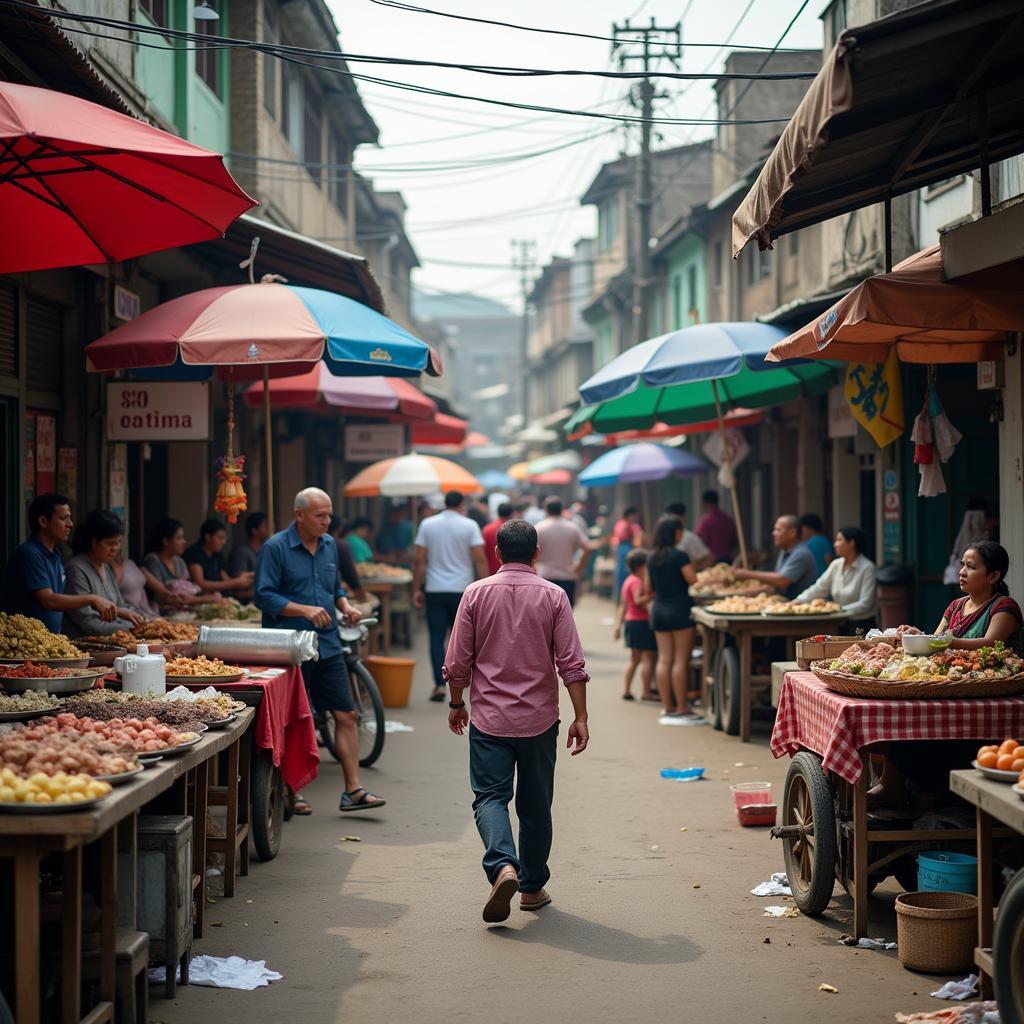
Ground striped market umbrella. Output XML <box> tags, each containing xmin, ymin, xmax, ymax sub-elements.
<box><xmin>343</xmin><ymin>454</ymin><xmax>481</xmax><ymax>498</ymax></box>
<box><xmin>577</xmin><ymin>443</ymin><xmax>708</xmax><ymax>488</ymax></box>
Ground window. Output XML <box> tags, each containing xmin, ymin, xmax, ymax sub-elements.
<box><xmin>790</xmin><ymin>232</ymin><xmax>799</xmax><ymax>256</ymax></box>
<box><xmin>195</xmin><ymin>9</ymin><xmax>220</xmax><ymax>96</ymax></box>
<box><xmin>327</xmin><ymin>131</ymin><xmax>348</xmax><ymax>211</ymax></box>
<box><xmin>671</xmin><ymin>276</ymin><xmax>682</xmax><ymax>330</ymax></box>
<box><xmin>281</xmin><ymin>68</ymin><xmax>303</xmax><ymax>153</ymax></box>
<box><xmin>826</xmin><ymin>0</ymin><xmax>847</xmax><ymax>48</ymax></box>
<box><xmin>263</xmin><ymin>7</ymin><xmax>277</xmax><ymax>118</ymax></box>
<box><xmin>598</xmin><ymin>196</ymin><xmax>620</xmax><ymax>250</ymax></box>
<box><xmin>304</xmin><ymin>89</ymin><xmax>321</xmax><ymax>184</ymax></box>
<box><xmin>714</xmin><ymin>240</ymin><xmax>723</xmax><ymax>288</ymax></box>
<box><xmin>759</xmin><ymin>248</ymin><xmax>772</xmax><ymax>280</ymax></box>
<box><xmin>686</xmin><ymin>265</ymin><xmax>697</xmax><ymax>321</ymax></box>
<box><xmin>140</xmin><ymin>0</ymin><xmax>167</xmax><ymax>26</ymax></box>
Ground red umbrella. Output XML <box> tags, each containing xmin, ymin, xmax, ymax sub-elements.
<box><xmin>410</xmin><ymin>412</ymin><xmax>469</xmax><ymax>446</ymax></box>
<box><xmin>530</xmin><ymin>469</ymin><xmax>573</xmax><ymax>486</ymax></box>
<box><xmin>0</xmin><ymin>81</ymin><xmax>255</xmax><ymax>273</ymax></box>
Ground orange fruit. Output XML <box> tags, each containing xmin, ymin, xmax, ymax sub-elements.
<box><xmin>978</xmin><ymin>751</ymin><xmax>1000</xmax><ymax>769</ymax></box>
<box><xmin>997</xmin><ymin>754</ymin><xmax>1016</xmax><ymax>771</ymax></box>
<box><xmin>1012</xmin><ymin>758</ymin><xmax>1024</xmax><ymax>773</ymax></box>
<box><xmin>1013</xmin><ymin>747</ymin><xmax>1024</xmax><ymax>760</ymax></box>
<box><xmin>999</xmin><ymin>739</ymin><xmax>1018</xmax><ymax>754</ymax></box>
<box><xmin>980</xmin><ymin>744</ymin><xmax>999</xmax><ymax>754</ymax></box>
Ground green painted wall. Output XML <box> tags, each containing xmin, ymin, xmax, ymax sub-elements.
<box><xmin>663</xmin><ymin>232</ymin><xmax>706</xmax><ymax>329</ymax></box>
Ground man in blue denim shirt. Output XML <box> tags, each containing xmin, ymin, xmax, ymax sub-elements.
<box><xmin>256</xmin><ymin>487</ymin><xmax>385</xmax><ymax>815</ymax></box>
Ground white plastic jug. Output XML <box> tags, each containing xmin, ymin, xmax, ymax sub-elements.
<box><xmin>113</xmin><ymin>644</ymin><xmax>166</xmax><ymax>696</ymax></box>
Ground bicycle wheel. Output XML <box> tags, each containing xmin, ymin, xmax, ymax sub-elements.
<box><xmin>351</xmin><ymin>658</ymin><xmax>386</xmax><ymax>768</ymax></box>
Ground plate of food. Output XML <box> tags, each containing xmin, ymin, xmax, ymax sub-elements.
<box><xmin>203</xmin><ymin>712</ymin><xmax>237</xmax><ymax>730</ymax></box>
<box><xmin>0</xmin><ymin>770</ymin><xmax>112</xmax><ymax>812</ymax></box>
<box><xmin>0</xmin><ymin>691</ymin><xmax>60</xmax><ymax>721</ymax></box>
<box><xmin>137</xmin><ymin>751</ymin><xmax>164</xmax><ymax>764</ymax></box>
<box><xmin>0</xmin><ymin>664</ymin><xmax>106</xmax><ymax>694</ymax></box>
<box><xmin>93</xmin><ymin>763</ymin><xmax>145</xmax><ymax>786</ymax></box>
<box><xmin>762</xmin><ymin>600</ymin><xmax>843</xmax><ymax>617</ymax></box>
<box><xmin>73</xmin><ymin>641</ymin><xmax>128</xmax><ymax>667</ymax></box>
<box><xmin>706</xmin><ymin>594</ymin><xmax>787</xmax><ymax>615</ymax></box>
<box><xmin>973</xmin><ymin>740</ymin><xmax>1024</xmax><ymax>782</ymax></box>
<box><xmin>1012</xmin><ymin>784</ymin><xmax>1024</xmax><ymax>801</ymax></box>
<box><xmin>159</xmin><ymin>733</ymin><xmax>203</xmax><ymax>756</ymax></box>
<box><xmin>163</xmin><ymin>655</ymin><xmax>246</xmax><ymax>685</ymax></box>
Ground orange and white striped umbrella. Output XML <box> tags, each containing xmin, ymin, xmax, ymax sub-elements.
<box><xmin>343</xmin><ymin>453</ymin><xmax>481</xmax><ymax>498</ymax></box>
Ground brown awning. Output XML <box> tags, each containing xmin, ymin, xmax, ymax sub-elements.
<box><xmin>733</xmin><ymin>0</ymin><xmax>1024</xmax><ymax>255</ymax></box>
<box><xmin>766</xmin><ymin>244</ymin><xmax>1024</xmax><ymax>365</ymax></box>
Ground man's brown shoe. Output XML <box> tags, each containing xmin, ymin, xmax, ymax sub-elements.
<box><xmin>482</xmin><ymin>866</ymin><xmax>520</xmax><ymax>923</ymax></box>
<box><xmin>520</xmin><ymin>889</ymin><xmax>552</xmax><ymax>911</ymax></box>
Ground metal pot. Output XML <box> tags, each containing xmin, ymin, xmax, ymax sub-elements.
<box><xmin>197</xmin><ymin>626</ymin><xmax>318</xmax><ymax>666</ymax></box>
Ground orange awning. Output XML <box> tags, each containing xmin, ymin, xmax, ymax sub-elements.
<box><xmin>767</xmin><ymin>245</ymin><xmax>1024</xmax><ymax>365</ymax></box>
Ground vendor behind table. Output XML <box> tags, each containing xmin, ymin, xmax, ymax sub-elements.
<box><xmin>185</xmin><ymin>518</ymin><xmax>255</xmax><ymax>600</ymax></box>
<box><xmin>790</xmin><ymin>526</ymin><xmax>877</xmax><ymax>631</ymax></box>
<box><xmin>733</xmin><ymin>514</ymin><xmax>818</xmax><ymax>599</ymax></box>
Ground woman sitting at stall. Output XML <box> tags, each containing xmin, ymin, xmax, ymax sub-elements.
<box><xmin>111</xmin><ymin>549</ymin><xmax>159</xmax><ymax>617</ymax></box>
<box><xmin>184</xmin><ymin>518</ymin><xmax>254</xmax><ymax>598</ymax></box>
<box><xmin>64</xmin><ymin>510</ymin><xmax>145</xmax><ymax>637</ymax></box>
<box><xmin>871</xmin><ymin>541</ymin><xmax>1022</xmax><ymax>808</ymax></box>
<box><xmin>342</xmin><ymin>517</ymin><xmax>375</xmax><ymax>564</ymax></box>
<box><xmin>141</xmin><ymin>518</ymin><xmax>212</xmax><ymax>610</ymax></box>
<box><xmin>789</xmin><ymin>526</ymin><xmax>878</xmax><ymax>631</ymax></box>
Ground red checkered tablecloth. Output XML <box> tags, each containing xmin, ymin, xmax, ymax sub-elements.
<box><xmin>771</xmin><ymin>671</ymin><xmax>1024</xmax><ymax>784</ymax></box>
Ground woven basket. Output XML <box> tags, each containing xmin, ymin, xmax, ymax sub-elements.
<box><xmin>895</xmin><ymin>891</ymin><xmax>977</xmax><ymax>973</ymax></box>
<box><xmin>810</xmin><ymin>663</ymin><xmax>1024</xmax><ymax>700</ymax></box>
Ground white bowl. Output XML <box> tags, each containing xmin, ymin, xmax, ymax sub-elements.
<box><xmin>901</xmin><ymin>633</ymin><xmax>952</xmax><ymax>656</ymax></box>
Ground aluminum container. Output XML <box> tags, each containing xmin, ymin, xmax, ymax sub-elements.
<box><xmin>197</xmin><ymin>626</ymin><xmax>318</xmax><ymax>666</ymax></box>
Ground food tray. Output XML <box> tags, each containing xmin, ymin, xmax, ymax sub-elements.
<box><xmin>93</xmin><ymin>764</ymin><xmax>146</xmax><ymax>786</ymax></box>
<box><xmin>203</xmin><ymin>712</ymin><xmax>237</xmax><ymax>730</ymax></box>
<box><xmin>0</xmin><ymin>793</ymin><xmax>108</xmax><ymax>814</ymax></box>
<box><xmin>972</xmin><ymin>760</ymin><xmax>1022</xmax><ymax>783</ymax></box>
<box><xmin>77</xmin><ymin>643</ymin><xmax>127</xmax><ymax>667</ymax></box>
<box><xmin>705</xmin><ymin>608</ymin><xmax>778</xmax><ymax>617</ymax></box>
<box><xmin>1013</xmin><ymin>784</ymin><xmax>1024</xmax><ymax>801</ymax></box>
<box><xmin>760</xmin><ymin>610</ymin><xmax>844</xmax><ymax>619</ymax></box>
<box><xmin>812</xmin><ymin>663</ymin><xmax>1024</xmax><ymax>700</ymax></box>
<box><xmin>159</xmin><ymin>735</ymin><xmax>203</xmax><ymax>756</ymax></box>
<box><xmin>137</xmin><ymin>751</ymin><xmax>164</xmax><ymax>764</ymax></box>
<box><xmin>0</xmin><ymin>672</ymin><xmax>105</xmax><ymax>694</ymax></box>
<box><xmin>165</xmin><ymin>670</ymin><xmax>246</xmax><ymax>685</ymax></box>
<box><xmin>0</xmin><ymin>656</ymin><xmax>91</xmax><ymax>669</ymax></box>
<box><xmin>0</xmin><ymin>707</ymin><xmax>54</xmax><ymax>722</ymax></box>
<box><xmin>796</xmin><ymin>636</ymin><xmax>866</xmax><ymax>671</ymax></box>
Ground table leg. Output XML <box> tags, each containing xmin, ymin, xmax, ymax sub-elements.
<box><xmin>193</xmin><ymin>761</ymin><xmax>209</xmax><ymax>937</ymax></box>
<box><xmin>380</xmin><ymin>591</ymin><xmax>392</xmax><ymax>655</ymax></box>
<box><xmin>223</xmin><ymin>738</ymin><xmax>240</xmax><ymax>898</ymax></box>
<box><xmin>977</xmin><ymin>807</ymin><xmax>994</xmax><ymax>997</ymax></box>
<box><xmin>14</xmin><ymin>843</ymin><xmax>41</xmax><ymax>1024</ymax></box>
<box><xmin>853</xmin><ymin>762</ymin><xmax>869</xmax><ymax>939</ymax></box>
<box><xmin>99</xmin><ymin>830</ymin><xmax>116</xmax><ymax>1008</ymax></box>
<box><xmin>738</xmin><ymin>630</ymin><xmax>752</xmax><ymax>743</ymax></box>
<box><xmin>239</xmin><ymin>725</ymin><xmax>252</xmax><ymax>878</ymax></box>
<box><xmin>62</xmin><ymin>845</ymin><xmax>82</xmax><ymax>1024</ymax></box>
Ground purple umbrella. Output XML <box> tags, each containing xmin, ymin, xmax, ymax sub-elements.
<box><xmin>578</xmin><ymin>443</ymin><xmax>708</xmax><ymax>487</ymax></box>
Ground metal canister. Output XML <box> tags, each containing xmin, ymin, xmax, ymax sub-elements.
<box><xmin>197</xmin><ymin>626</ymin><xmax>318</xmax><ymax>665</ymax></box>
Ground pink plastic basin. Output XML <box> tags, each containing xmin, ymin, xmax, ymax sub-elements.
<box><xmin>730</xmin><ymin>782</ymin><xmax>772</xmax><ymax>809</ymax></box>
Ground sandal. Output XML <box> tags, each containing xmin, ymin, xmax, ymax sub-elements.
<box><xmin>293</xmin><ymin>795</ymin><xmax>313</xmax><ymax>815</ymax></box>
<box><xmin>622</xmin><ymin>693</ymin><xmax>636</xmax><ymax>701</ymax></box>
<box><xmin>340</xmin><ymin>787</ymin><xmax>387</xmax><ymax>812</ymax></box>
<box><xmin>429</xmin><ymin>687</ymin><xmax>447</xmax><ymax>703</ymax></box>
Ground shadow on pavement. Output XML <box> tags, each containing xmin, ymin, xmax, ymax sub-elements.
<box><xmin>488</xmin><ymin>907</ymin><xmax>704</xmax><ymax>964</ymax></box>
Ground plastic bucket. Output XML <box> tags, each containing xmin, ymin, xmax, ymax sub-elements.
<box><xmin>895</xmin><ymin>891</ymin><xmax>977</xmax><ymax>972</ymax></box>
<box><xmin>730</xmin><ymin>782</ymin><xmax>772</xmax><ymax>809</ymax></box>
<box><xmin>365</xmin><ymin>655</ymin><xmax>416</xmax><ymax>708</ymax></box>
<box><xmin>917</xmin><ymin>852</ymin><xmax>978</xmax><ymax>895</ymax></box>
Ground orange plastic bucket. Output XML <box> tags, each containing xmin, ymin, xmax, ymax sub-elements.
<box><xmin>365</xmin><ymin>655</ymin><xmax>416</xmax><ymax>707</ymax></box>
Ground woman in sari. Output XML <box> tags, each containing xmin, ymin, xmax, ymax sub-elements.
<box><xmin>937</xmin><ymin>542</ymin><xmax>1023</xmax><ymax>654</ymax></box>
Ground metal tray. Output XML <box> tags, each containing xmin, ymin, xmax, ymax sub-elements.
<box><xmin>1013</xmin><ymin>784</ymin><xmax>1024</xmax><ymax>801</ymax></box>
<box><xmin>759</xmin><ymin>610</ymin><xmax>844</xmax><ymax>619</ymax></box>
<box><xmin>158</xmin><ymin>735</ymin><xmax>203</xmax><ymax>757</ymax></box>
<box><xmin>0</xmin><ymin>706</ymin><xmax>57</xmax><ymax>722</ymax></box>
<box><xmin>79</xmin><ymin>645</ymin><xmax>127</xmax><ymax>667</ymax></box>
<box><xmin>164</xmin><ymin>670</ymin><xmax>246</xmax><ymax>685</ymax></box>
<box><xmin>93</xmin><ymin>764</ymin><xmax>146</xmax><ymax>786</ymax></box>
<box><xmin>0</xmin><ymin>656</ymin><xmax>91</xmax><ymax>669</ymax></box>
<box><xmin>0</xmin><ymin>793</ymin><xmax>108</xmax><ymax>813</ymax></box>
<box><xmin>203</xmin><ymin>712</ymin><xmax>236</xmax><ymax>730</ymax></box>
<box><xmin>972</xmin><ymin>760</ymin><xmax>1021</xmax><ymax>784</ymax></box>
<box><xmin>0</xmin><ymin>672</ymin><xmax>105</xmax><ymax>694</ymax></box>
<box><xmin>137</xmin><ymin>751</ymin><xmax>164</xmax><ymax>764</ymax></box>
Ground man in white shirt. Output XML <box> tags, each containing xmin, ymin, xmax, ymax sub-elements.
<box><xmin>413</xmin><ymin>491</ymin><xmax>488</xmax><ymax>702</ymax></box>
<box><xmin>534</xmin><ymin>497</ymin><xmax>591</xmax><ymax>607</ymax></box>
<box><xmin>665</xmin><ymin>502</ymin><xmax>714</xmax><ymax>570</ymax></box>
<box><xmin>523</xmin><ymin>500</ymin><xmax>546</xmax><ymax>526</ymax></box>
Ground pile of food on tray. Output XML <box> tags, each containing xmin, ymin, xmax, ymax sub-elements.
<box><xmin>193</xmin><ymin>598</ymin><xmax>261</xmax><ymax>622</ymax></box>
<box><xmin>976</xmin><ymin>739</ymin><xmax>1024</xmax><ymax>775</ymax></box>
<box><xmin>820</xmin><ymin>640</ymin><xmax>1024</xmax><ymax>681</ymax></box>
<box><xmin>0</xmin><ymin>724</ymin><xmax>137</xmax><ymax>778</ymax></box>
<box><xmin>41</xmin><ymin>712</ymin><xmax>200</xmax><ymax>754</ymax></box>
<box><xmin>707</xmin><ymin>593</ymin><xmax>786</xmax><ymax>614</ymax></box>
<box><xmin>691</xmin><ymin>563</ymin><xmax>766</xmax><ymax>597</ymax></box>
<box><xmin>356</xmin><ymin>562</ymin><xmax>410</xmax><ymax>581</ymax></box>
<box><xmin>163</xmin><ymin>655</ymin><xmax>243</xmax><ymax>677</ymax></box>
<box><xmin>0</xmin><ymin>613</ymin><xmax>85</xmax><ymax>660</ymax></box>
<box><xmin>0</xmin><ymin>766</ymin><xmax>112</xmax><ymax>805</ymax></box>
<box><xmin>0</xmin><ymin>662</ymin><xmax>86</xmax><ymax>680</ymax></box>
<box><xmin>61</xmin><ymin>689</ymin><xmax>225</xmax><ymax>728</ymax></box>
<box><xmin>769</xmin><ymin>599</ymin><xmax>843</xmax><ymax>615</ymax></box>
<box><xmin>0</xmin><ymin>691</ymin><xmax>60</xmax><ymax>713</ymax></box>
<box><xmin>81</xmin><ymin>619</ymin><xmax>200</xmax><ymax>650</ymax></box>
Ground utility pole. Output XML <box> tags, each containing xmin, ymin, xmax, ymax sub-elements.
<box><xmin>611</xmin><ymin>18</ymin><xmax>681</xmax><ymax>347</ymax></box>
<box><xmin>511</xmin><ymin>238</ymin><xmax>537</xmax><ymax>430</ymax></box>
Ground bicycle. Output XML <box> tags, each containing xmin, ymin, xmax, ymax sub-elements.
<box><xmin>309</xmin><ymin>616</ymin><xmax>386</xmax><ymax>768</ymax></box>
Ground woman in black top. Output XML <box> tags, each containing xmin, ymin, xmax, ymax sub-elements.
<box><xmin>647</xmin><ymin>515</ymin><xmax>699</xmax><ymax>722</ymax></box>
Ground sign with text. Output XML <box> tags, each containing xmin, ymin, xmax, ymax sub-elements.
<box><xmin>345</xmin><ymin>424</ymin><xmax>406</xmax><ymax>462</ymax></box>
<box><xmin>113</xmin><ymin>285</ymin><xmax>141</xmax><ymax>322</ymax></box>
<box><xmin>35</xmin><ymin>414</ymin><xmax>56</xmax><ymax>493</ymax></box>
<box><xmin>702</xmin><ymin>428</ymin><xmax>750</xmax><ymax>471</ymax></box>
<box><xmin>106</xmin><ymin>382</ymin><xmax>210</xmax><ymax>441</ymax></box>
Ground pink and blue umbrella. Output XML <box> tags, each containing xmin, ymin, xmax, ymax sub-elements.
<box><xmin>578</xmin><ymin>443</ymin><xmax>708</xmax><ymax>488</ymax></box>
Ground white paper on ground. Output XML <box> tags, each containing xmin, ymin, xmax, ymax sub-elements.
<box><xmin>856</xmin><ymin>937</ymin><xmax>897</xmax><ymax>951</ymax></box>
<box><xmin>763</xmin><ymin>905</ymin><xmax>797</xmax><ymax>918</ymax></box>
<box><xmin>930</xmin><ymin>975</ymin><xmax>979</xmax><ymax>1000</ymax></box>
<box><xmin>148</xmin><ymin>955</ymin><xmax>283</xmax><ymax>990</ymax></box>
<box><xmin>366</xmin><ymin>720</ymin><xmax>414</xmax><ymax>733</ymax></box>
<box><xmin>750</xmin><ymin>873</ymin><xmax>792</xmax><ymax>897</ymax></box>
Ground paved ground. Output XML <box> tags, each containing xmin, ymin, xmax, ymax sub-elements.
<box><xmin>158</xmin><ymin>595</ymin><xmax>947</xmax><ymax>1024</ymax></box>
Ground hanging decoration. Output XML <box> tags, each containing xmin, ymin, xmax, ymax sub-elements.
<box><xmin>912</xmin><ymin>368</ymin><xmax>962</xmax><ymax>498</ymax></box>
<box><xmin>214</xmin><ymin>383</ymin><xmax>248</xmax><ymax>523</ymax></box>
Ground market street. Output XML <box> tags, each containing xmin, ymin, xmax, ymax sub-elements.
<box><xmin>158</xmin><ymin>596</ymin><xmax>944</xmax><ymax>1024</ymax></box>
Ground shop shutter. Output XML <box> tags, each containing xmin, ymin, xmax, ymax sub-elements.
<box><xmin>0</xmin><ymin>284</ymin><xmax>16</xmax><ymax>380</ymax></box>
<box><xmin>25</xmin><ymin>297</ymin><xmax>62</xmax><ymax>396</ymax></box>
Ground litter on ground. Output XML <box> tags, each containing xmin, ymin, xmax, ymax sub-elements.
<box><xmin>750</xmin><ymin>873</ymin><xmax>792</xmax><ymax>897</ymax></box>
<box><xmin>149</xmin><ymin>955</ymin><xmax>283</xmax><ymax>990</ymax></box>
<box><xmin>931</xmin><ymin>976</ymin><xmax>980</xmax><ymax>1001</ymax></box>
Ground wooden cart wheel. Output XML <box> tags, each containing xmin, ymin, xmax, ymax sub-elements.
<box><xmin>250</xmin><ymin>751</ymin><xmax>284</xmax><ymax>862</ymax></box>
<box><xmin>707</xmin><ymin>649</ymin><xmax>723</xmax><ymax>730</ymax></box>
<box><xmin>717</xmin><ymin>645</ymin><xmax>742</xmax><ymax>736</ymax></box>
<box><xmin>782</xmin><ymin>753</ymin><xmax>838</xmax><ymax>916</ymax></box>
<box><xmin>994</xmin><ymin>867</ymin><xmax>1024</xmax><ymax>1024</ymax></box>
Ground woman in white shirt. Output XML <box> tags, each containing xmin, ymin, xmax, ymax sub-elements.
<box><xmin>791</xmin><ymin>526</ymin><xmax>877</xmax><ymax>630</ymax></box>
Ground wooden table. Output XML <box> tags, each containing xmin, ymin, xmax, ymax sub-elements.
<box><xmin>949</xmin><ymin>769</ymin><xmax>1024</xmax><ymax>1008</ymax></box>
<box><xmin>0</xmin><ymin>709</ymin><xmax>253</xmax><ymax>1024</ymax></box>
<box><xmin>361</xmin><ymin>571</ymin><xmax>412</xmax><ymax>655</ymax></box>
<box><xmin>692</xmin><ymin>607</ymin><xmax>847</xmax><ymax>741</ymax></box>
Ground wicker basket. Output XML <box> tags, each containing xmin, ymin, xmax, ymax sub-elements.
<box><xmin>811</xmin><ymin>663</ymin><xmax>1024</xmax><ymax>700</ymax></box>
<box><xmin>895</xmin><ymin>891</ymin><xmax>977</xmax><ymax>972</ymax></box>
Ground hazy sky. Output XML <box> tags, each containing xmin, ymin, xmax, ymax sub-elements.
<box><xmin>331</xmin><ymin>1</ymin><xmax>824</xmax><ymax>308</ymax></box>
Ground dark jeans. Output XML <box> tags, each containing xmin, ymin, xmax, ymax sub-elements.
<box><xmin>425</xmin><ymin>591</ymin><xmax>463</xmax><ymax>687</ymax></box>
<box><xmin>469</xmin><ymin>721</ymin><xmax>557</xmax><ymax>893</ymax></box>
<box><xmin>549</xmin><ymin>578</ymin><xmax>577</xmax><ymax>607</ymax></box>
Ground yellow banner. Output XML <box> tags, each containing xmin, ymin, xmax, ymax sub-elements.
<box><xmin>844</xmin><ymin>350</ymin><xmax>904</xmax><ymax>448</ymax></box>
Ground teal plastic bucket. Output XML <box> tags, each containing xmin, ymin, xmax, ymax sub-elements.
<box><xmin>917</xmin><ymin>852</ymin><xmax>978</xmax><ymax>895</ymax></box>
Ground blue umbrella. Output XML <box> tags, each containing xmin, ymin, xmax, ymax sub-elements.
<box><xmin>477</xmin><ymin>469</ymin><xmax>516</xmax><ymax>491</ymax></box>
<box><xmin>578</xmin><ymin>443</ymin><xmax>708</xmax><ymax>488</ymax></box>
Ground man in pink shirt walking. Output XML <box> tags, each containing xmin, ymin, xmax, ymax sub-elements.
<box><xmin>444</xmin><ymin>519</ymin><xmax>590</xmax><ymax>923</ymax></box>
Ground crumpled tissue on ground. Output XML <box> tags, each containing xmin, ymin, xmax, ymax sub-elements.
<box><xmin>751</xmin><ymin>872</ymin><xmax>792</xmax><ymax>897</ymax></box>
<box><xmin>763</xmin><ymin>905</ymin><xmax>799</xmax><ymax>918</ymax></box>
<box><xmin>838</xmin><ymin>934</ymin><xmax>897</xmax><ymax>950</ymax></box>
<box><xmin>930</xmin><ymin>976</ymin><xmax>980</xmax><ymax>1001</ymax></box>
<box><xmin>148</xmin><ymin>955</ymin><xmax>283</xmax><ymax>990</ymax></box>
<box><xmin>896</xmin><ymin>1000</ymin><xmax>999</xmax><ymax>1023</ymax></box>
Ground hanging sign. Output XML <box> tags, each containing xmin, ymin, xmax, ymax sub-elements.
<box><xmin>882</xmin><ymin>468</ymin><xmax>902</xmax><ymax>561</ymax></box>
<box><xmin>702</xmin><ymin>428</ymin><xmax>750</xmax><ymax>471</ymax></box>
<box><xmin>106</xmin><ymin>382</ymin><xmax>210</xmax><ymax>441</ymax></box>
<box><xmin>844</xmin><ymin>351</ymin><xmax>904</xmax><ymax>448</ymax></box>
<box><xmin>35</xmin><ymin>414</ymin><xmax>56</xmax><ymax>493</ymax></box>
<box><xmin>57</xmin><ymin>447</ymin><xmax>78</xmax><ymax>498</ymax></box>
<box><xmin>345</xmin><ymin>424</ymin><xmax>406</xmax><ymax>462</ymax></box>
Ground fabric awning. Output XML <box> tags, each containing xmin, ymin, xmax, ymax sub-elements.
<box><xmin>766</xmin><ymin>244</ymin><xmax>1024</xmax><ymax>364</ymax></box>
<box><xmin>733</xmin><ymin>0</ymin><xmax>1024</xmax><ymax>255</ymax></box>
<box><xmin>410</xmin><ymin>412</ymin><xmax>468</xmax><ymax>446</ymax></box>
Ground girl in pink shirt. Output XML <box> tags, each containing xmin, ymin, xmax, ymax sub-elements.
<box><xmin>613</xmin><ymin>549</ymin><xmax>657</xmax><ymax>700</ymax></box>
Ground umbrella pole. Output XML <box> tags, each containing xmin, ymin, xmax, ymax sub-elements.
<box><xmin>642</xmin><ymin>481</ymin><xmax>654</xmax><ymax>545</ymax></box>
<box><xmin>263</xmin><ymin>365</ymin><xmax>275</xmax><ymax>534</ymax></box>
<box><xmin>711</xmin><ymin>378</ymin><xmax>748</xmax><ymax>569</ymax></box>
